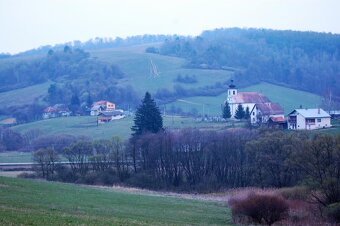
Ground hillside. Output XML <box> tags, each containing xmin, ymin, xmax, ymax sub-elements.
<box><xmin>167</xmin><ymin>82</ymin><xmax>322</xmax><ymax>116</ymax></box>
<box><xmin>158</xmin><ymin>28</ymin><xmax>340</xmax><ymax>102</ymax></box>
<box><xmin>0</xmin><ymin>176</ymin><xmax>231</xmax><ymax>225</ymax></box>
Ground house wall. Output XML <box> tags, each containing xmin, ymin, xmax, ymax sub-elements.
<box><xmin>305</xmin><ymin>117</ymin><xmax>331</xmax><ymax>130</ymax></box>
<box><xmin>106</xmin><ymin>102</ymin><xmax>116</xmax><ymax>110</ymax></box>
<box><xmin>292</xmin><ymin>114</ymin><xmax>331</xmax><ymax>130</ymax></box>
<box><xmin>295</xmin><ymin>114</ymin><xmax>305</xmax><ymax>130</ymax></box>
<box><xmin>230</xmin><ymin>103</ymin><xmax>255</xmax><ymax>118</ymax></box>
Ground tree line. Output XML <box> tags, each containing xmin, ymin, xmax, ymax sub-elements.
<box><xmin>157</xmin><ymin>28</ymin><xmax>340</xmax><ymax>104</ymax></box>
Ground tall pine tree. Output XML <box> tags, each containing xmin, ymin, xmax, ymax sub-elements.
<box><xmin>131</xmin><ymin>92</ymin><xmax>163</xmax><ymax>136</ymax></box>
<box><xmin>234</xmin><ymin>104</ymin><xmax>245</xmax><ymax>119</ymax></box>
<box><xmin>244</xmin><ymin>106</ymin><xmax>250</xmax><ymax>120</ymax></box>
<box><xmin>222</xmin><ymin>101</ymin><xmax>231</xmax><ymax>119</ymax></box>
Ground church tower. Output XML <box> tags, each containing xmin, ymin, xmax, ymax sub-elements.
<box><xmin>227</xmin><ymin>80</ymin><xmax>237</xmax><ymax>102</ymax></box>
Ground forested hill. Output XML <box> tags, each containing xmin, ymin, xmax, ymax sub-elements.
<box><xmin>157</xmin><ymin>28</ymin><xmax>340</xmax><ymax>101</ymax></box>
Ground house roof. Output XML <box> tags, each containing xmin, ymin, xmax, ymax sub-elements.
<box><xmin>91</xmin><ymin>105</ymin><xmax>103</xmax><ymax>111</ymax></box>
<box><xmin>94</xmin><ymin>100</ymin><xmax>108</xmax><ymax>105</ymax></box>
<box><xmin>43</xmin><ymin>106</ymin><xmax>57</xmax><ymax>113</ymax></box>
<box><xmin>0</xmin><ymin>118</ymin><xmax>17</xmax><ymax>125</ymax></box>
<box><xmin>232</xmin><ymin>92</ymin><xmax>270</xmax><ymax>104</ymax></box>
<box><xmin>289</xmin><ymin>108</ymin><xmax>330</xmax><ymax>118</ymax></box>
<box><xmin>256</xmin><ymin>103</ymin><xmax>284</xmax><ymax>115</ymax></box>
<box><xmin>269</xmin><ymin>116</ymin><xmax>286</xmax><ymax>123</ymax></box>
<box><xmin>98</xmin><ymin>110</ymin><xmax>124</xmax><ymax>117</ymax></box>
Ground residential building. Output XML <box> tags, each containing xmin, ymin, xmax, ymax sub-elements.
<box><xmin>288</xmin><ymin>108</ymin><xmax>331</xmax><ymax>130</ymax></box>
<box><xmin>250</xmin><ymin>103</ymin><xmax>285</xmax><ymax>124</ymax></box>
<box><xmin>90</xmin><ymin>100</ymin><xmax>116</xmax><ymax>116</ymax></box>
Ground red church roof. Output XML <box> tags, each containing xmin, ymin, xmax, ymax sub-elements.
<box><xmin>232</xmin><ymin>92</ymin><xmax>270</xmax><ymax>104</ymax></box>
<box><xmin>256</xmin><ymin>103</ymin><xmax>284</xmax><ymax>115</ymax></box>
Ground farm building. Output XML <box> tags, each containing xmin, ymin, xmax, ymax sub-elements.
<box><xmin>287</xmin><ymin>108</ymin><xmax>331</xmax><ymax>130</ymax></box>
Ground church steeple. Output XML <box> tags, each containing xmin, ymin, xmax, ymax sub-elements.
<box><xmin>227</xmin><ymin>80</ymin><xmax>237</xmax><ymax>101</ymax></box>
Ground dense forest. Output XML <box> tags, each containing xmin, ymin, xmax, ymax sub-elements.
<box><xmin>157</xmin><ymin>28</ymin><xmax>340</xmax><ymax>102</ymax></box>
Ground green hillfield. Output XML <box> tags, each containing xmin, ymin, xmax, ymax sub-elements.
<box><xmin>0</xmin><ymin>176</ymin><xmax>232</xmax><ymax>226</ymax></box>
<box><xmin>0</xmin><ymin>81</ymin><xmax>52</xmax><ymax>108</ymax></box>
<box><xmin>12</xmin><ymin>116</ymin><xmax>241</xmax><ymax>141</ymax></box>
<box><xmin>167</xmin><ymin>82</ymin><xmax>322</xmax><ymax>116</ymax></box>
<box><xmin>91</xmin><ymin>46</ymin><xmax>233</xmax><ymax>95</ymax></box>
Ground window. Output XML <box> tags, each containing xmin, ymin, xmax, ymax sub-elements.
<box><xmin>233</xmin><ymin>91</ymin><xmax>235</xmax><ymax>95</ymax></box>
<box><xmin>252</xmin><ymin>112</ymin><xmax>255</xmax><ymax>115</ymax></box>
<box><xmin>317</xmin><ymin>118</ymin><xmax>321</xmax><ymax>122</ymax></box>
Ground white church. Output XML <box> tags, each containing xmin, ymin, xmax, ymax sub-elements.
<box><xmin>226</xmin><ymin>81</ymin><xmax>285</xmax><ymax>124</ymax></box>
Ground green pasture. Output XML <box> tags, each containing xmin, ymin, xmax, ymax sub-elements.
<box><xmin>0</xmin><ymin>176</ymin><xmax>232</xmax><ymax>225</ymax></box>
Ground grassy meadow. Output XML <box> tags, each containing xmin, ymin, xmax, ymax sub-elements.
<box><xmin>12</xmin><ymin>115</ymin><xmax>238</xmax><ymax>141</ymax></box>
<box><xmin>167</xmin><ymin>82</ymin><xmax>322</xmax><ymax>116</ymax></box>
<box><xmin>0</xmin><ymin>81</ymin><xmax>52</xmax><ymax>108</ymax></box>
<box><xmin>0</xmin><ymin>176</ymin><xmax>232</xmax><ymax>226</ymax></box>
<box><xmin>91</xmin><ymin>46</ymin><xmax>233</xmax><ymax>95</ymax></box>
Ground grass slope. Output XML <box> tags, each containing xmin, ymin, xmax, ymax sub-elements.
<box><xmin>0</xmin><ymin>81</ymin><xmax>52</xmax><ymax>108</ymax></box>
<box><xmin>0</xmin><ymin>44</ymin><xmax>232</xmax><ymax>111</ymax></box>
<box><xmin>0</xmin><ymin>151</ymin><xmax>33</xmax><ymax>163</ymax></box>
<box><xmin>12</xmin><ymin>116</ymin><xmax>234</xmax><ymax>140</ymax></box>
<box><xmin>167</xmin><ymin>82</ymin><xmax>322</xmax><ymax>116</ymax></box>
<box><xmin>0</xmin><ymin>177</ymin><xmax>232</xmax><ymax>226</ymax></box>
<box><xmin>91</xmin><ymin>46</ymin><xmax>233</xmax><ymax>95</ymax></box>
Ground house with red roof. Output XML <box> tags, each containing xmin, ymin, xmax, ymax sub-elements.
<box><xmin>90</xmin><ymin>100</ymin><xmax>116</xmax><ymax>116</ymax></box>
<box><xmin>250</xmin><ymin>103</ymin><xmax>285</xmax><ymax>125</ymax></box>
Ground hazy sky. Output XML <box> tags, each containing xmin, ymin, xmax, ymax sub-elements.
<box><xmin>1</xmin><ymin>0</ymin><xmax>339</xmax><ymax>54</ymax></box>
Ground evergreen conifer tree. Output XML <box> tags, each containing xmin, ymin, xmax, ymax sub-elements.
<box><xmin>245</xmin><ymin>106</ymin><xmax>250</xmax><ymax>119</ymax></box>
<box><xmin>131</xmin><ymin>92</ymin><xmax>163</xmax><ymax>136</ymax></box>
<box><xmin>222</xmin><ymin>101</ymin><xmax>231</xmax><ymax>119</ymax></box>
<box><xmin>235</xmin><ymin>104</ymin><xmax>245</xmax><ymax>119</ymax></box>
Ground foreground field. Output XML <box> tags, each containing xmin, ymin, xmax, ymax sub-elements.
<box><xmin>0</xmin><ymin>177</ymin><xmax>232</xmax><ymax>226</ymax></box>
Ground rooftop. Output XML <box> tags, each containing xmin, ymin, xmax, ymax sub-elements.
<box><xmin>232</xmin><ymin>92</ymin><xmax>270</xmax><ymax>104</ymax></box>
<box><xmin>289</xmin><ymin>108</ymin><xmax>330</xmax><ymax>118</ymax></box>
<box><xmin>256</xmin><ymin>103</ymin><xmax>284</xmax><ymax>115</ymax></box>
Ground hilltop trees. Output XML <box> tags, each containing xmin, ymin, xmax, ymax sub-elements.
<box><xmin>131</xmin><ymin>92</ymin><xmax>163</xmax><ymax>136</ymax></box>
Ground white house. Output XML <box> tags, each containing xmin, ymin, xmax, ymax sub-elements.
<box><xmin>90</xmin><ymin>100</ymin><xmax>116</xmax><ymax>116</ymax></box>
<box><xmin>250</xmin><ymin>103</ymin><xmax>285</xmax><ymax>124</ymax></box>
<box><xmin>288</xmin><ymin>108</ymin><xmax>332</xmax><ymax>130</ymax></box>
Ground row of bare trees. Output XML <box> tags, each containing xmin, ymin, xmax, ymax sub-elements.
<box><xmin>32</xmin><ymin>128</ymin><xmax>340</xmax><ymax>205</ymax></box>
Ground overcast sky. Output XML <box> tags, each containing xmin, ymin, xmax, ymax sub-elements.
<box><xmin>1</xmin><ymin>0</ymin><xmax>339</xmax><ymax>54</ymax></box>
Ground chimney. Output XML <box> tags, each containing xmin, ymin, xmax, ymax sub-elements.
<box><xmin>318</xmin><ymin>108</ymin><xmax>320</xmax><ymax>114</ymax></box>
<box><xmin>299</xmin><ymin>105</ymin><xmax>302</xmax><ymax>109</ymax></box>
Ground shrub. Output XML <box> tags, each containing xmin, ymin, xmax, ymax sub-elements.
<box><xmin>229</xmin><ymin>192</ymin><xmax>289</xmax><ymax>225</ymax></box>
<box><xmin>278</xmin><ymin>186</ymin><xmax>310</xmax><ymax>201</ymax></box>
<box><xmin>325</xmin><ymin>202</ymin><xmax>340</xmax><ymax>223</ymax></box>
